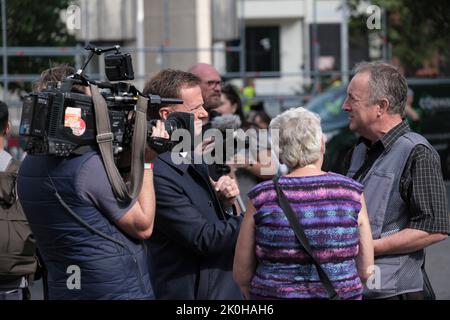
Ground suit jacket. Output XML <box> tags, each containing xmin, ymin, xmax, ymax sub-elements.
<box><xmin>147</xmin><ymin>152</ymin><xmax>243</xmax><ymax>299</ymax></box>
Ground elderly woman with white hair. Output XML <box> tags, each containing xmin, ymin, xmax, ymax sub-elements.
<box><xmin>233</xmin><ymin>107</ymin><xmax>374</xmax><ymax>300</ymax></box>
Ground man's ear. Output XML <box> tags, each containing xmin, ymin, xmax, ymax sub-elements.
<box><xmin>5</xmin><ymin>120</ymin><xmax>11</xmax><ymax>137</ymax></box>
<box><xmin>378</xmin><ymin>98</ymin><xmax>389</xmax><ymax>116</ymax></box>
<box><xmin>159</xmin><ymin>107</ymin><xmax>171</xmax><ymax>120</ymax></box>
<box><xmin>231</xmin><ymin>103</ymin><xmax>238</xmax><ymax>114</ymax></box>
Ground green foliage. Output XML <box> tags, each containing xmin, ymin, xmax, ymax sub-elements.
<box><xmin>347</xmin><ymin>0</ymin><xmax>450</xmax><ymax>75</ymax></box>
<box><xmin>0</xmin><ymin>0</ymin><xmax>77</xmax><ymax>92</ymax></box>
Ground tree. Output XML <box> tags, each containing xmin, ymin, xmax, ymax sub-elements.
<box><xmin>0</xmin><ymin>0</ymin><xmax>76</xmax><ymax>92</ymax></box>
<box><xmin>347</xmin><ymin>0</ymin><xmax>450</xmax><ymax>76</ymax></box>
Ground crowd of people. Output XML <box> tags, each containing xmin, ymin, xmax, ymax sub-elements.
<box><xmin>0</xmin><ymin>61</ymin><xmax>448</xmax><ymax>300</ymax></box>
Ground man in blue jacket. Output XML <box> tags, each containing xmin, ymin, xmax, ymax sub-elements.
<box><xmin>143</xmin><ymin>69</ymin><xmax>243</xmax><ymax>299</ymax></box>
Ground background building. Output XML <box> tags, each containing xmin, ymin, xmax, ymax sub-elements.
<box><xmin>74</xmin><ymin>0</ymin><xmax>367</xmax><ymax>97</ymax></box>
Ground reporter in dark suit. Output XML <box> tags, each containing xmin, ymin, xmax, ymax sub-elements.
<box><xmin>143</xmin><ymin>69</ymin><xmax>243</xmax><ymax>299</ymax></box>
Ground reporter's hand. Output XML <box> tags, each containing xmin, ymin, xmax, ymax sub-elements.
<box><xmin>210</xmin><ymin>175</ymin><xmax>240</xmax><ymax>209</ymax></box>
<box><xmin>146</xmin><ymin>120</ymin><xmax>170</xmax><ymax>161</ymax></box>
<box><xmin>201</xmin><ymin>136</ymin><xmax>215</xmax><ymax>154</ymax></box>
<box><xmin>151</xmin><ymin>120</ymin><xmax>170</xmax><ymax>139</ymax></box>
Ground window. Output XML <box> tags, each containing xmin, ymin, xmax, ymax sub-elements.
<box><xmin>226</xmin><ymin>26</ymin><xmax>280</xmax><ymax>74</ymax></box>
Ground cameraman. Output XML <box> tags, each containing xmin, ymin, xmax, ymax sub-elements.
<box><xmin>143</xmin><ymin>69</ymin><xmax>243</xmax><ymax>299</ymax></box>
<box><xmin>17</xmin><ymin>65</ymin><xmax>168</xmax><ymax>300</ymax></box>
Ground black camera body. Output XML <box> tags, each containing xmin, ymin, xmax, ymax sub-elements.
<box><xmin>19</xmin><ymin>45</ymin><xmax>193</xmax><ymax>158</ymax></box>
<box><xmin>19</xmin><ymin>80</ymin><xmax>127</xmax><ymax>156</ymax></box>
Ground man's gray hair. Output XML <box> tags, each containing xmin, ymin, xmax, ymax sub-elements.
<box><xmin>354</xmin><ymin>61</ymin><xmax>408</xmax><ymax>116</ymax></box>
<box><xmin>269</xmin><ymin>107</ymin><xmax>322</xmax><ymax>169</ymax></box>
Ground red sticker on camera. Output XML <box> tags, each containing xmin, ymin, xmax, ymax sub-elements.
<box><xmin>72</xmin><ymin>119</ymin><xmax>86</xmax><ymax>136</ymax></box>
<box><xmin>64</xmin><ymin>107</ymin><xmax>86</xmax><ymax>136</ymax></box>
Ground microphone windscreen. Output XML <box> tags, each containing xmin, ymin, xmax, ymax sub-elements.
<box><xmin>210</xmin><ymin>114</ymin><xmax>242</xmax><ymax>131</ymax></box>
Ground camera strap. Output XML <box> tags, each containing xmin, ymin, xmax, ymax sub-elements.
<box><xmin>90</xmin><ymin>84</ymin><xmax>147</xmax><ymax>204</ymax></box>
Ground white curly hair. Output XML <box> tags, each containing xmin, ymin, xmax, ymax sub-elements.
<box><xmin>269</xmin><ymin>107</ymin><xmax>322</xmax><ymax>169</ymax></box>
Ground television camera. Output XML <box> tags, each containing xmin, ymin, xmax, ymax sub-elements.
<box><xmin>19</xmin><ymin>45</ymin><xmax>194</xmax><ymax>158</ymax></box>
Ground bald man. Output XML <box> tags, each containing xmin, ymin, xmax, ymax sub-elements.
<box><xmin>188</xmin><ymin>63</ymin><xmax>222</xmax><ymax>111</ymax></box>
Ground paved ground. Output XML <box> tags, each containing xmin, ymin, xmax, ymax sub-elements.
<box><xmin>30</xmin><ymin>182</ymin><xmax>450</xmax><ymax>300</ymax></box>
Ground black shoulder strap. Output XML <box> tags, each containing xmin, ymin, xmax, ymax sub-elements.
<box><xmin>273</xmin><ymin>176</ymin><xmax>340</xmax><ymax>300</ymax></box>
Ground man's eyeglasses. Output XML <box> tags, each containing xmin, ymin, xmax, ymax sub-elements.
<box><xmin>204</xmin><ymin>80</ymin><xmax>222</xmax><ymax>88</ymax></box>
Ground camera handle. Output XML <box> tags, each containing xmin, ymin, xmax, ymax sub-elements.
<box><xmin>76</xmin><ymin>45</ymin><xmax>121</xmax><ymax>78</ymax></box>
<box><xmin>146</xmin><ymin>94</ymin><xmax>183</xmax><ymax>106</ymax></box>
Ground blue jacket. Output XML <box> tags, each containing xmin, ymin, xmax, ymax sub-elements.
<box><xmin>17</xmin><ymin>152</ymin><xmax>154</xmax><ymax>300</ymax></box>
<box><xmin>147</xmin><ymin>152</ymin><xmax>243</xmax><ymax>299</ymax></box>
